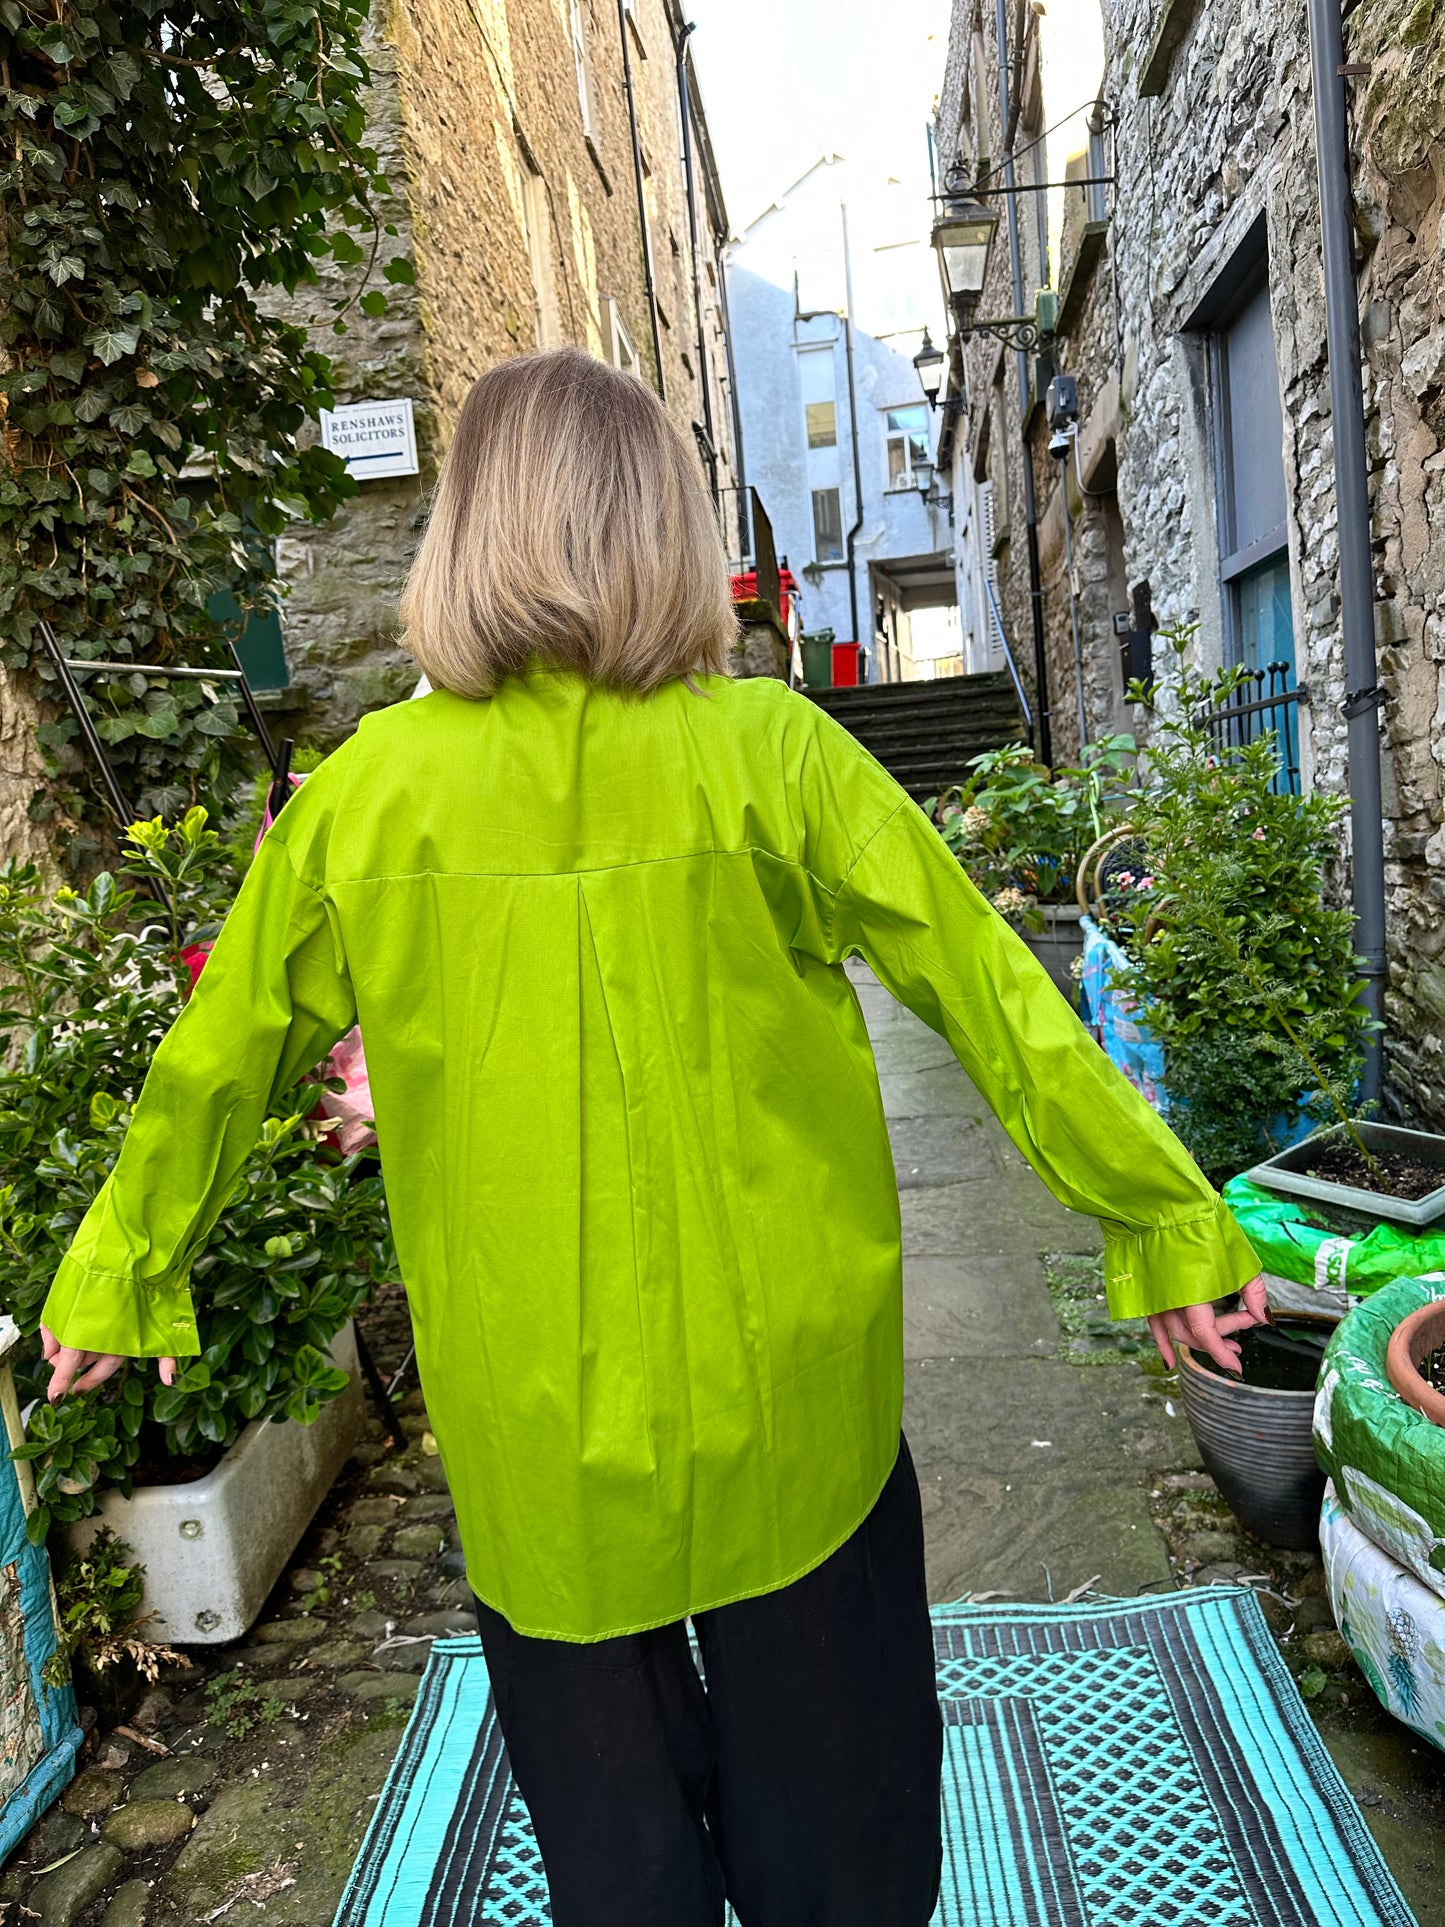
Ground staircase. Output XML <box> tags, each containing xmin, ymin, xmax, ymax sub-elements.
<box><xmin>805</xmin><ymin>672</ymin><xmax>1027</xmax><ymax>803</ymax></box>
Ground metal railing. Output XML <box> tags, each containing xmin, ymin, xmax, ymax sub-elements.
<box><xmin>1196</xmin><ymin>660</ymin><xmax>1302</xmax><ymax>794</ymax></box>
<box><xmin>983</xmin><ymin>577</ymin><xmax>1034</xmax><ymax>740</ymax></box>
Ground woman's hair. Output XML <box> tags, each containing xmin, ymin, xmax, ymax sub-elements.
<box><xmin>400</xmin><ymin>348</ymin><xmax>738</xmax><ymax>695</ymax></box>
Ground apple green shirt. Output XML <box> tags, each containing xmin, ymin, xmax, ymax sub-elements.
<box><xmin>43</xmin><ymin>672</ymin><xmax>1258</xmax><ymax>1640</ymax></box>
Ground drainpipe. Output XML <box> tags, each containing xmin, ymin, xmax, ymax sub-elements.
<box><xmin>841</xmin><ymin>203</ymin><xmax>865</xmax><ymax>664</ymax></box>
<box><xmin>616</xmin><ymin>0</ymin><xmax>667</xmax><ymax>403</ymax></box>
<box><xmin>717</xmin><ymin>244</ymin><xmax>750</xmax><ymax>560</ymax></box>
<box><xmin>674</xmin><ymin>22</ymin><xmax>718</xmax><ymax>502</ymax></box>
<box><xmin>994</xmin><ymin>0</ymin><xmax>1052</xmax><ymax>765</ymax></box>
<box><xmin>1307</xmin><ymin>0</ymin><xmax>1387</xmax><ymax>1102</ymax></box>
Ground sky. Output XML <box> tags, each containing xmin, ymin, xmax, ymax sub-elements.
<box><xmin>685</xmin><ymin>0</ymin><xmax>954</xmax><ymax>237</ymax></box>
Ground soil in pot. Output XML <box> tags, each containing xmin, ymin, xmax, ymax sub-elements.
<box><xmin>1304</xmin><ymin>1140</ymin><xmax>1442</xmax><ymax>1203</ymax></box>
<box><xmin>1190</xmin><ymin>1321</ymin><xmax>1329</xmax><ymax>1391</ymax></box>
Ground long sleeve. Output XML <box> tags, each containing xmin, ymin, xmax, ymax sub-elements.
<box><xmin>40</xmin><ymin>829</ymin><xmax>357</xmax><ymax>1358</ymax></box>
<box><xmin>828</xmin><ymin>797</ymin><xmax>1259</xmax><ymax>1321</ymax></box>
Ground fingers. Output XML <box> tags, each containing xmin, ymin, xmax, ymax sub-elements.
<box><xmin>39</xmin><ymin>1325</ymin><xmax>60</xmax><ymax>1364</ymax></box>
<box><xmin>69</xmin><ymin>1354</ymin><xmax>126</xmax><ymax>1395</ymax></box>
<box><xmin>1147</xmin><ymin>1311</ymin><xmax>1176</xmax><ymax>1370</ymax></box>
<box><xmin>1182</xmin><ymin>1301</ymin><xmax>1243</xmax><ymax>1375</ymax></box>
<box><xmin>46</xmin><ymin>1347</ymin><xmax>92</xmax><ymax>1402</ymax></box>
<box><xmin>1240</xmin><ymin>1275</ymin><xmax>1269</xmax><ymax>1325</ymax></box>
<box><xmin>159</xmin><ymin>1357</ymin><xmax>177</xmax><ymax>1387</ymax></box>
<box><xmin>45</xmin><ymin>1348</ymin><xmax>126</xmax><ymax>1401</ymax></box>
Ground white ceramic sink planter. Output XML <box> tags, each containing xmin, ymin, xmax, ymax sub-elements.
<box><xmin>71</xmin><ymin>1323</ymin><xmax>363</xmax><ymax>1645</ymax></box>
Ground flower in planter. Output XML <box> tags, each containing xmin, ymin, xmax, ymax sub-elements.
<box><xmin>0</xmin><ymin>811</ymin><xmax>395</xmax><ymax>1543</ymax></box>
<box><xmin>929</xmin><ymin>735</ymin><xmax>1135</xmax><ymax>911</ymax></box>
<box><xmin>991</xmin><ymin>885</ymin><xmax>1033</xmax><ymax>920</ymax></box>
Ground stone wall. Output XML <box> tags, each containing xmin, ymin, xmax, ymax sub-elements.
<box><xmin>1348</xmin><ymin>0</ymin><xmax>1445</xmax><ymax>1117</ymax></box>
<box><xmin>936</xmin><ymin>0</ymin><xmax>1445</xmax><ymax>1115</ymax></box>
<box><xmin>1094</xmin><ymin>0</ymin><xmax>1445</xmax><ymax>1118</ymax></box>
<box><xmin>934</xmin><ymin>1</ymin><xmax>1053</xmax><ymax>748</ymax></box>
<box><xmin>269</xmin><ymin>0</ymin><xmax>738</xmax><ymax>746</ymax></box>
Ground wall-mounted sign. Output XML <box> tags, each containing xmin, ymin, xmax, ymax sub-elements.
<box><xmin>319</xmin><ymin>398</ymin><xmax>419</xmax><ymax>480</ymax></box>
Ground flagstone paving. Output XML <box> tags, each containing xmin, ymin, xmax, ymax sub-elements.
<box><xmin>0</xmin><ymin>966</ymin><xmax>1439</xmax><ymax>1922</ymax></box>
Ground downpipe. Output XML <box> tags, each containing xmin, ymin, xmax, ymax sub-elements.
<box><xmin>1306</xmin><ymin>0</ymin><xmax>1387</xmax><ymax>1103</ymax></box>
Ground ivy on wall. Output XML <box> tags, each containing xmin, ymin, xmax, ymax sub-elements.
<box><xmin>0</xmin><ymin>1</ymin><xmax>413</xmax><ymax>860</ymax></box>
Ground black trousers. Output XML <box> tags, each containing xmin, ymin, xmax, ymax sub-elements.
<box><xmin>473</xmin><ymin>1437</ymin><xmax>944</xmax><ymax>1927</ymax></box>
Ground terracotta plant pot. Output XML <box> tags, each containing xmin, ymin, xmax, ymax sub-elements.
<box><xmin>1385</xmin><ymin>1301</ymin><xmax>1445</xmax><ymax>1428</ymax></box>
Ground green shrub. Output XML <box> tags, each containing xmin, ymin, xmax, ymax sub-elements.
<box><xmin>0</xmin><ymin>810</ymin><xmax>393</xmax><ymax>1541</ymax></box>
<box><xmin>1123</xmin><ymin>626</ymin><xmax>1369</xmax><ymax>1177</ymax></box>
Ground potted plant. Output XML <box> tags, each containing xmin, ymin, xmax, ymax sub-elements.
<box><xmin>1096</xmin><ymin>624</ymin><xmax>1371</xmax><ymax>1182</ymax></box>
<box><xmin>930</xmin><ymin>735</ymin><xmax>1133</xmax><ymax>993</ymax></box>
<box><xmin>0</xmin><ymin>811</ymin><xmax>393</xmax><ymax>1643</ymax></box>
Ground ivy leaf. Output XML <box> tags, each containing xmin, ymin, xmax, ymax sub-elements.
<box><xmin>86</xmin><ymin>325</ymin><xmax>140</xmax><ymax>366</ymax></box>
<box><xmin>242</xmin><ymin>160</ymin><xmax>278</xmax><ymax>202</ymax></box>
<box><xmin>329</xmin><ymin>232</ymin><xmax>364</xmax><ymax>267</ymax></box>
<box><xmin>358</xmin><ymin>291</ymin><xmax>387</xmax><ymax>319</ymax></box>
<box><xmin>32</xmin><ymin>24</ymin><xmax>76</xmax><ymax>64</ymax></box>
<box><xmin>382</xmin><ymin>256</ymin><xmax>415</xmax><ymax>286</ymax></box>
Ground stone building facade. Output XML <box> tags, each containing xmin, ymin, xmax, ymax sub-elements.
<box><xmin>936</xmin><ymin>0</ymin><xmax>1445</xmax><ymax>1120</ymax></box>
<box><xmin>266</xmin><ymin>0</ymin><xmax>739</xmax><ymax>742</ymax></box>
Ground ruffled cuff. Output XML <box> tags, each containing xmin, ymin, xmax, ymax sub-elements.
<box><xmin>40</xmin><ymin>1255</ymin><xmax>201</xmax><ymax>1358</ymax></box>
<box><xmin>1103</xmin><ymin>1196</ymin><xmax>1261</xmax><ymax>1321</ymax></box>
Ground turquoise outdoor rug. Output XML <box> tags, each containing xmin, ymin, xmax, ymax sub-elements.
<box><xmin>333</xmin><ymin>1587</ymin><xmax>1415</xmax><ymax>1926</ymax></box>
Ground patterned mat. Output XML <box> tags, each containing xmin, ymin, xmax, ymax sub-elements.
<box><xmin>333</xmin><ymin>1587</ymin><xmax>1414</xmax><ymax>1926</ymax></box>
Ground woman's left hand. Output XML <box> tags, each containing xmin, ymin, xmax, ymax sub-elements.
<box><xmin>40</xmin><ymin>1325</ymin><xmax>176</xmax><ymax>1401</ymax></box>
<box><xmin>1147</xmin><ymin>1275</ymin><xmax>1269</xmax><ymax>1376</ymax></box>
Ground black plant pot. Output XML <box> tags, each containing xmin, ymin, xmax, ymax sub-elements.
<box><xmin>1176</xmin><ymin>1326</ymin><xmax>1326</xmax><ymax>1551</ymax></box>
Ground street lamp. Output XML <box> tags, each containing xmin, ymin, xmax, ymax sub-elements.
<box><xmin>931</xmin><ymin>197</ymin><xmax>997</xmax><ymax>304</ymax></box>
<box><xmin>912</xmin><ymin>329</ymin><xmax>945</xmax><ymax>407</ymax></box>
<box><xmin>912</xmin><ymin>453</ymin><xmax>935</xmax><ymax>498</ymax></box>
<box><xmin>930</xmin><ymin>190</ymin><xmax>1039</xmax><ymax>352</ymax></box>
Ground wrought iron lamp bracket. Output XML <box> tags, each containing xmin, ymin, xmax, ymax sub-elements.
<box><xmin>960</xmin><ymin>315</ymin><xmax>1040</xmax><ymax>353</ymax></box>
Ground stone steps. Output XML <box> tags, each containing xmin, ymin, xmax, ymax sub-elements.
<box><xmin>805</xmin><ymin>673</ymin><xmax>1027</xmax><ymax>802</ymax></box>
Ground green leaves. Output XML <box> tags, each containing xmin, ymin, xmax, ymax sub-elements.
<box><xmin>1122</xmin><ymin>624</ymin><xmax>1367</xmax><ymax>1179</ymax></box>
<box><xmin>0</xmin><ymin>0</ymin><xmax>382</xmax><ymax>845</ymax></box>
<box><xmin>0</xmin><ymin>820</ymin><xmax>394</xmax><ymax>1535</ymax></box>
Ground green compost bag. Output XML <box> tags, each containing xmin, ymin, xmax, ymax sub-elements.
<box><xmin>1223</xmin><ymin>1175</ymin><xmax>1445</xmax><ymax>1297</ymax></box>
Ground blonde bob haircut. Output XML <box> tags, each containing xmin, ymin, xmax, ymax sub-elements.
<box><xmin>401</xmin><ymin>348</ymin><xmax>738</xmax><ymax>696</ymax></box>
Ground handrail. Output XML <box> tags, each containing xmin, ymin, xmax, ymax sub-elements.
<box><xmin>983</xmin><ymin>576</ymin><xmax>1034</xmax><ymax>737</ymax></box>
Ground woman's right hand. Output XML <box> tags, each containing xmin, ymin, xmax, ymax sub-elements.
<box><xmin>1147</xmin><ymin>1275</ymin><xmax>1269</xmax><ymax>1376</ymax></box>
<box><xmin>41</xmin><ymin>1325</ymin><xmax>176</xmax><ymax>1401</ymax></box>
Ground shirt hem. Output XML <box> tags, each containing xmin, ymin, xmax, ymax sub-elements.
<box><xmin>464</xmin><ymin>1443</ymin><xmax>900</xmax><ymax>1645</ymax></box>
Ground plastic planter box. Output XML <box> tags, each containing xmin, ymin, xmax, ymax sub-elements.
<box><xmin>1246</xmin><ymin>1122</ymin><xmax>1445</xmax><ymax>1229</ymax></box>
<box><xmin>70</xmin><ymin>1323</ymin><xmax>364</xmax><ymax>1645</ymax></box>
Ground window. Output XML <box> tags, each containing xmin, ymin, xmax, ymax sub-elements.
<box><xmin>569</xmin><ymin>0</ymin><xmax>595</xmax><ymax>139</ymax></box>
<box><xmin>603</xmin><ymin>296</ymin><xmax>639</xmax><ymax>376</ymax></box>
<box><xmin>1210</xmin><ymin>271</ymin><xmax>1295</xmax><ymax>677</ymax></box>
<box><xmin>812</xmin><ymin>488</ymin><xmax>843</xmax><ymax>562</ymax></box>
<box><xmin>805</xmin><ymin>401</ymin><xmax>837</xmax><ymax>449</ymax></box>
<box><xmin>884</xmin><ymin>405</ymin><xmax>929</xmax><ymax>489</ymax></box>
<box><xmin>522</xmin><ymin>169</ymin><xmax>560</xmax><ymax>352</ymax></box>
